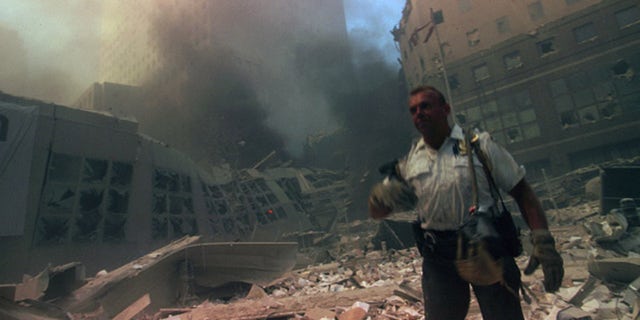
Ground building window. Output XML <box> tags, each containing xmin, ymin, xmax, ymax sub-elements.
<box><xmin>466</xmin><ymin>28</ymin><xmax>480</xmax><ymax>47</ymax></box>
<box><xmin>528</xmin><ymin>1</ymin><xmax>545</xmax><ymax>21</ymax></box>
<box><xmin>496</xmin><ymin>16</ymin><xmax>511</xmax><ymax>34</ymax></box>
<box><xmin>0</xmin><ymin>115</ymin><xmax>7</xmax><ymax>141</ymax></box>
<box><xmin>615</xmin><ymin>6</ymin><xmax>640</xmax><ymax>29</ymax></box>
<box><xmin>503</xmin><ymin>51</ymin><xmax>523</xmax><ymax>70</ymax></box>
<box><xmin>37</xmin><ymin>154</ymin><xmax>134</xmax><ymax>245</ymax></box>
<box><xmin>551</xmin><ymin>68</ymin><xmax>623</xmax><ymax>129</ymax></box>
<box><xmin>460</xmin><ymin>91</ymin><xmax>539</xmax><ymax>145</ymax></box>
<box><xmin>573</xmin><ymin>22</ymin><xmax>597</xmax><ymax>43</ymax></box>
<box><xmin>458</xmin><ymin>0</ymin><xmax>472</xmax><ymax>13</ymax></box>
<box><xmin>472</xmin><ymin>63</ymin><xmax>490</xmax><ymax>82</ymax></box>
<box><xmin>537</xmin><ymin>38</ymin><xmax>556</xmax><ymax>56</ymax></box>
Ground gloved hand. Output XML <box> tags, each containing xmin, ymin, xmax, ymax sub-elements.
<box><xmin>368</xmin><ymin>179</ymin><xmax>417</xmax><ymax>219</ymax></box>
<box><xmin>524</xmin><ymin>229</ymin><xmax>564</xmax><ymax>292</ymax></box>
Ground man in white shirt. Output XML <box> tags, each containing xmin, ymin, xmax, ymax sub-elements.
<box><xmin>369</xmin><ymin>85</ymin><xmax>563</xmax><ymax>320</ymax></box>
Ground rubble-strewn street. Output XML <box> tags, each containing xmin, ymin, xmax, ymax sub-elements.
<box><xmin>4</xmin><ymin>196</ymin><xmax>640</xmax><ymax>320</ymax></box>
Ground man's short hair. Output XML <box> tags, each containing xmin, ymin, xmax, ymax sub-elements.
<box><xmin>410</xmin><ymin>85</ymin><xmax>447</xmax><ymax>105</ymax></box>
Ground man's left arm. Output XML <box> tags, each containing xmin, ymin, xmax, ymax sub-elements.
<box><xmin>509</xmin><ymin>178</ymin><xmax>564</xmax><ymax>292</ymax></box>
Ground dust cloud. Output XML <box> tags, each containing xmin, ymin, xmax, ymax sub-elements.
<box><xmin>133</xmin><ymin>1</ymin><xmax>414</xmax><ymax>174</ymax></box>
<box><xmin>0</xmin><ymin>1</ymin><xmax>101</xmax><ymax>105</ymax></box>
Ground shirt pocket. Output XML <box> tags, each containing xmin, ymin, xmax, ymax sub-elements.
<box><xmin>404</xmin><ymin>158</ymin><xmax>431</xmax><ymax>191</ymax></box>
<box><xmin>453</xmin><ymin>155</ymin><xmax>483</xmax><ymax>179</ymax></box>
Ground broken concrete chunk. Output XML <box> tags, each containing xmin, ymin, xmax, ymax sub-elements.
<box><xmin>337</xmin><ymin>301</ymin><xmax>369</xmax><ymax>320</ymax></box>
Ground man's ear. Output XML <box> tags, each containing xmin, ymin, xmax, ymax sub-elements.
<box><xmin>443</xmin><ymin>103</ymin><xmax>451</xmax><ymax>115</ymax></box>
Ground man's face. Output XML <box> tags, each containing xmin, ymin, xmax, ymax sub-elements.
<box><xmin>408</xmin><ymin>90</ymin><xmax>450</xmax><ymax>135</ymax></box>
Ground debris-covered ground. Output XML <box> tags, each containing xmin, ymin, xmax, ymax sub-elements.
<box><xmin>3</xmin><ymin>161</ymin><xmax>640</xmax><ymax>319</ymax></box>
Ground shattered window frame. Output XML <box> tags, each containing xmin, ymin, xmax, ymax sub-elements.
<box><xmin>537</xmin><ymin>38</ymin><xmax>557</xmax><ymax>57</ymax></box>
<box><xmin>37</xmin><ymin>153</ymin><xmax>134</xmax><ymax>245</ymax></box>
<box><xmin>152</xmin><ymin>167</ymin><xmax>195</xmax><ymax>240</ymax></box>
<box><xmin>573</xmin><ymin>22</ymin><xmax>598</xmax><ymax>44</ymax></box>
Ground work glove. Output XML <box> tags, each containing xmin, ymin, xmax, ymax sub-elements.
<box><xmin>368</xmin><ymin>179</ymin><xmax>417</xmax><ymax>218</ymax></box>
<box><xmin>524</xmin><ymin>229</ymin><xmax>564</xmax><ymax>292</ymax></box>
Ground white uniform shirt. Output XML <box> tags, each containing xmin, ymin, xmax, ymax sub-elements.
<box><xmin>397</xmin><ymin>124</ymin><xmax>525</xmax><ymax>230</ymax></box>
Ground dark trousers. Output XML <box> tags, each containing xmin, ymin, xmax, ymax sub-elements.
<box><xmin>420</xmin><ymin>232</ymin><xmax>524</xmax><ymax>320</ymax></box>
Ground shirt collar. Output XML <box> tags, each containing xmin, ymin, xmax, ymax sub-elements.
<box><xmin>415</xmin><ymin>123</ymin><xmax>464</xmax><ymax>150</ymax></box>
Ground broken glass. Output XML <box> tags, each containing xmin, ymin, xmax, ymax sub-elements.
<box><xmin>44</xmin><ymin>186</ymin><xmax>75</xmax><ymax>214</ymax></box>
<box><xmin>214</xmin><ymin>200</ymin><xmax>228</xmax><ymax>215</ymax></box>
<box><xmin>537</xmin><ymin>38</ymin><xmax>556</xmax><ymax>56</ymax></box>
<box><xmin>169</xmin><ymin>195</ymin><xmax>184</xmax><ymax>214</ymax></box>
<box><xmin>82</xmin><ymin>159</ymin><xmax>108</xmax><ymax>183</ymax></box>
<box><xmin>560</xmin><ymin>111</ymin><xmax>579</xmax><ymax>127</ymax></box>
<box><xmin>107</xmin><ymin>189</ymin><xmax>129</xmax><ymax>213</ymax></box>
<box><xmin>152</xmin><ymin>193</ymin><xmax>167</xmax><ymax>214</ymax></box>
<box><xmin>170</xmin><ymin>217</ymin><xmax>184</xmax><ymax>236</ymax></box>
<box><xmin>103</xmin><ymin>214</ymin><xmax>126</xmax><ymax>242</ymax></box>
<box><xmin>110</xmin><ymin>162</ymin><xmax>133</xmax><ymax>187</ymax></box>
<box><xmin>222</xmin><ymin>218</ymin><xmax>235</xmax><ymax>233</ymax></box>
<box><xmin>598</xmin><ymin>101</ymin><xmax>620</xmax><ymax>119</ymax></box>
<box><xmin>208</xmin><ymin>185</ymin><xmax>224</xmax><ymax>198</ymax></box>
<box><xmin>37</xmin><ymin>216</ymin><xmax>69</xmax><ymax>244</ymax></box>
<box><xmin>208</xmin><ymin>218</ymin><xmax>219</xmax><ymax>235</ymax></box>
<box><xmin>49</xmin><ymin>153</ymin><xmax>81</xmax><ymax>183</ymax></box>
<box><xmin>78</xmin><ymin>188</ymin><xmax>103</xmax><ymax>212</ymax></box>
<box><xmin>73</xmin><ymin>210</ymin><xmax>102</xmax><ymax>242</ymax></box>
<box><xmin>578</xmin><ymin>105</ymin><xmax>600</xmax><ymax>123</ymax></box>
<box><xmin>152</xmin><ymin>217</ymin><xmax>168</xmax><ymax>239</ymax></box>
<box><xmin>256</xmin><ymin>211</ymin><xmax>268</xmax><ymax>225</ymax></box>
<box><xmin>266</xmin><ymin>193</ymin><xmax>277</xmax><ymax>204</ymax></box>
<box><xmin>154</xmin><ymin>168</ymin><xmax>179</xmax><ymax>191</ymax></box>
<box><xmin>184</xmin><ymin>197</ymin><xmax>194</xmax><ymax>214</ymax></box>
<box><xmin>506</xmin><ymin>127</ymin><xmax>523</xmax><ymax>143</ymax></box>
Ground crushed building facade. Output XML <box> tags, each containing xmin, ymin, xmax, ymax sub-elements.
<box><xmin>0</xmin><ymin>92</ymin><xmax>350</xmax><ymax>283</ymax></box>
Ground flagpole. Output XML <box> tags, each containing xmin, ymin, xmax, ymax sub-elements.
<box><xmin>431</xmin><ymin>8</ymin><xmax>453</xmax><ymax>111</ymax></box>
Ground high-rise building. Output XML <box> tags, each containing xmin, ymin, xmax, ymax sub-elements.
<box><xmin>98</xmin><ymin>0</ymin><xmax>349</xmax><ymax>87</ymax></box>
<box><xmin>395</xmin><ymin>0</ymin><xmax>640</xmax><ymax>178</ymax></box>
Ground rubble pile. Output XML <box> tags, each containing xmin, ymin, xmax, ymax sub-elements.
<box><xmin>3</xmin><ymin>164</ymin><xmax>640</xmax><ymax>319</ymax></box>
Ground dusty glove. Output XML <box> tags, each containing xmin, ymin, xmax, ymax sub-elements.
<box><xmin>524</xmin><ymin>229</ymin><xmax>564</xmax><ymax>292</ymax></box>
<box><xmin>368</xmin><ymin>179</ymin><xmax>417</xmax><ymax>216</ymax></box>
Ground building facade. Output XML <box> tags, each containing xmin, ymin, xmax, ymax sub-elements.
<box><xmin>396</xmin><ymin>0</ymin><xmax>640</xmax><ymax>179</ymax></box>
